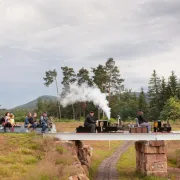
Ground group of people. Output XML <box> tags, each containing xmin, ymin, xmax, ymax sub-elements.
<box><xmin>0</xmin><ymin>112</ymin><xmax>16</xmax><ymax>132</ymax></box>
<box><xmin>84</xmin><ymin>110</ymin><xmax>151</xmax><ymax>133</ymax></box>
<box><xmin>24</xmin><ymin>112</ymin><xmax>52</xmax><ymax>133</ymax></box>
<box><xmin>0</xmin><ymin>111</ymin><xmax>52</xmax><ymax>133</ymax></box>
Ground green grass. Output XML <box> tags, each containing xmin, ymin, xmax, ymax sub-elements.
<box><xmin>117</xmin><ymin>144</ymin><xmax>167</xmax><ymax>180</ymax></box>
<box><xmin>0</xmin><ymin>133</ymin><xmax>47</xmax><ymax>180</ymax></box>
<box><xmin>56</xmin><ymin>145</ymin><xmax>66</xmax><ymax>154</ymax></box>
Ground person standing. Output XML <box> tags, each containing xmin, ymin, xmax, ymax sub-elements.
<box><xmin>84</xmin><ymin>111</ymin><xmax>97</xmax><ymax>133</ymax></box>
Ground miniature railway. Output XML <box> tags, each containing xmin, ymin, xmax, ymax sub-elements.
<box><xmin>46</xmin><ymin>131</ymin><xmax>180</xmax><ymax>140</ymax></box>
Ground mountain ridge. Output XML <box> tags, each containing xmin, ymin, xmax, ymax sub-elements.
<box><xmin>11</xmin><ymin>95</ymin><xmax>57</xmax><ymax>110</ymax></box>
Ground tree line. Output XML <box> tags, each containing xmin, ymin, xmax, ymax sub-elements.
<box><xmin>41</xmin><ymin>58</ymin><xmax>180</xmax><ymax>121</ymax></box>
<box><xmin>2</xmin><ymin>58</ymin><xmax>180</xmax><ymax>121</ymax></box>
<box><xmin>43</xmin><ymin>58</ymin><xmax>124</xmax><ymax>120</ymax></box>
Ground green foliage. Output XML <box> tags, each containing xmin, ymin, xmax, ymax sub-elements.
<box><xmin>148</xmin><ymin>70</ymin><xmax>161</xmax><ymax>114</ymax></box>
<box><xmin>38</xmin><ymin>61</ymin><xmax>180</xmax><ymax>121</ymax></box>
<box><xmin>105</xmin><ymin>58</ymin><xmax>124</xmax><ymax>101</ymax></box>
<box><xmin>77</xmin><ymin>67</ymin><xmax>93</xmax><ymax>86</ymax></box>
<box><xmin>110</xmin><ymin>90</ymin><xmax>138</xmax><ymax>120</ymax></box>
<box><xmin>61</xmin><ymin>66</ymin><xmax>76</xmax><ymax>88</ymax></box>
<box><xmin>43</xmin><ymin>69</ymin><xmax>57</xmax><ymax>87</ymax></box>
<box><xmin>169</xmin><ymin>71</ymin><xmax>178</xmax><ymax>97</ymax></box>
<box><xmin>56</xmin><ymin>146</ymin><xmax>65</xmax><ymax>154</ymax></box>
<box><xmin>138</xmin><ymin>88</ymin><xmax>148</xmax><ymax>115</ymax></box>
<box><xmin>92</xmin><ymin>64</ymin><xmax>108</xmax><ymax>92</ymax></box>
<box><xmin>160</xmin><ymin>97</ymin><xmax>180</xmax><ymax>121</ymax></box>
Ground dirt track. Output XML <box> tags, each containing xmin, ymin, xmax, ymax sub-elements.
<box><xmin>95</xmin><ymin>141</ymin><xmax>134</xmax><ymax>180</ymax></box>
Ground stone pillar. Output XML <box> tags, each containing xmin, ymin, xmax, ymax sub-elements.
<box><xmin>135</xmin><ymin>140</ymin><xmax>167</xmax><ymax>177</ymax></box>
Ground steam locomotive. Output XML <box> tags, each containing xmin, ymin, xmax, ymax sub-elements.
<box><xmin>76</xmin><ymin>120</ymin><xmax>128</xmax><ymax>133</ymax></box>
<box><xmin>76</xmin><ymin>120</ymin><xmax>172</xmax><ymax>133</ymax></box>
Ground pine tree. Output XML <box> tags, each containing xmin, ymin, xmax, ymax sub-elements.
<box><xmin>77</xmin><ymin>67</ymin><xmax>92</xmax><ymax>118</ymax></box>
<box><xmin>61</xmin><ymin>66</ymin><xmax>77</xmax><ymax>119</ymax></box>
<box><xmin>159</xmin><ymin>76</ymin><xmax>167</xmax><ymax>111</ymax></box>
<box><xmin>177</xmin><ymin>79</ymin><xmax>180</xmax><ymax>99</ymax></box>
<box><xmin>105</xmin><ymin>58</ymin><xmax>124</xmax><ymax>103</ymax></box>
<box><xmin>138</xmin><ymin>88</ymin><xmax>148</xmax><ymax>115</ymax></box>
<box><xmin>91</xmin><ymin>65</ymin><xmax>108</xmax><ymax>92</ymax></box>
<box><xmin>148</xmin><ymin>70</ymin><xmax>161</xmax><ymax>119</ymax></box>
<box><xmin>148</xmin><ymin>70</ymin><xmax>161</xmax><ymax>108</ymax></box>
<box><xmin>77</xmin><ymin>67</ymin><xmax>93</xmax><ymax>86</ymax></box>
<box><xmin>169</xmin><ymin>71</ymin><xmax>178</xmax><ymax>97</ymax></box>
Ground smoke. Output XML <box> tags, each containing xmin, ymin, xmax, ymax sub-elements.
<box><xmin>60</xmin><ymin>82</ymin><xmax>111</xmax><ymax>119</ymax></box>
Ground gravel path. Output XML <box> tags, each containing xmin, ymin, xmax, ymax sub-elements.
<box><xmin>95</xmin><ymin>141</ymin><xmax>134</xmax><ymax>180</ymax></box>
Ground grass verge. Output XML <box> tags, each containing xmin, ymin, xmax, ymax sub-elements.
<box><xmin>117</xmin><ymin>144</ymin><xmax>167</xmax><ymax>180</ymax></box>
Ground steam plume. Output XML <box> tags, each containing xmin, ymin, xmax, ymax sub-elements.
<box><xmin>60</xmin><ymin>82</ymin><xmax>111</xmax><ymax>119</ymax></box>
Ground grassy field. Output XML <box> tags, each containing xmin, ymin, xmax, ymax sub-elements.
<box><xmin>55</xmin><ymin>121</ymin><xmax>83</xmax><ymax>132</ymax></box>
<box><xmin>0</xmin><ymin>133</ymin><xmax>90</xmax><ymax>180</ymax></box>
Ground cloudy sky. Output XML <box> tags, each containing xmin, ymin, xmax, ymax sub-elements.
<box><xmin>1</xmin><ymin>0</ymin><xmax>180</xmax><ymax>109</ymax></box>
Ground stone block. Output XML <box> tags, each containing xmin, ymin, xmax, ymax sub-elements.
<box><xmin>144</xmin><ymin>145</ymin><xmax>166</xmax><ymax>154</ymax></box>
<box><xmin>145</xmin><ymin>162</ymin><xmax>167</xmax><ymax>171</ymax></box>
<box><xmin>146</xmin><ymin>171</ymin><xmax>168</xmax><ymax>177</ymax></box>
<box><xmin>136</xmin><ymin>140</ymin><xmax>167</xmax><ymax>177</ymax></box>
<box><xmin>145</xmin><ymin>154</ymin><xmax>167</xmax><ymax>163</ymax></box>
<box><xmin>149</xmin><ymin>141</ymin><xmax>165</xmax><ymax>147</ymax></box>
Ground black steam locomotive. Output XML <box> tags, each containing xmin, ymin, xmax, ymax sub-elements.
<box><xmin>76</xmin><ymin>119</ymin><xmax>172</xmax><ymax>133</ymax></box>
<box><xmin>76</xmin><ymin>120</ymin><xmax>126</xmax><ymax>133</ymax></box>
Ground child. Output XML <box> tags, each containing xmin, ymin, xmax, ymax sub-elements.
<box><xmin>10</xmin><ymin>113</ymin><xmax>15</xmax><ymax>126</ymax></box>
<box><xmin>10</xmin><ymin>113</ymin><xmax>15</xmax><ymax>132</ymax></box>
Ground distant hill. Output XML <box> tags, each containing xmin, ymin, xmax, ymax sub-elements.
<box><xmin>11</xmin><ymin>95</ymin><xmax>57</xmax><ymax>110</ymax></box>
<box><xmin>10</xmin><ymin>92</ymin><xmax>148</xmax><ymax>111</ymax></box>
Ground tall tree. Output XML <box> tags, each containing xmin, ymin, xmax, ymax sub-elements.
<box><xmin>91</xmin><ymin>65</ymin><xmax>108</xmax><ymax>92</ymax></box>
<box><xmin>159</xmin><ymin>76</ymin><xmax>167</xmax><ymax>111</ymax></box>
<box><xmin>77</xmin><ymin>67</ymin><xmax>93</xmax><ymax>86</ymax></box>
<box><xmin>105</xmin><ymin>58</ymin><xmax>124</xmax><ymax>103</ymax></box>
<box><xmin>61</xmin><ymin>66</ymin><xmax>77</xmax><ymax>120</ymax></box>
<box><xmin>77</xmin><ymin>67</ymin><xmax>93</xmax><ymax>118</ymax></box>
<box><xmin>43</xmin><ymin>69</ymin><xmax>61</xmax><ymax>119</ymax></box>
<box><xmin>148</xmin><ymin>70</ymin><xmax>161</xmax><ymax>119</ymax></box>
<box><xmin>148</xmin><ymin>70</ymin><xmax>161</xmax><ymax>108</ymax></box>
<box><xmin>177</xmin><ymin>79</ymin><xmax>180</xmax><ymax>100</ymax></box>
<box><xmin>138</xmin><ymin>88</ymin><xmax>148</xmax><ymax>115</ymax></box>
<box><xmin>169</xmin><ymin>71</ymin><xmax>178</xmax><ymax>97</ymax></box>
<box><xmin>92</xmin><ymin>65</ymin><xmax>109</xmax><ymax>118</ymax></box>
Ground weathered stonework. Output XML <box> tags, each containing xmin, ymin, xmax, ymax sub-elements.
<box><xmin>68</xmin><ymin>141</ymin><xmax>93</xmax><ymax>180</ymax></box>
<box><xmin>135</xmin><ymin>140</ymin><xmax>167</xmax><ymax>177</ymax></box>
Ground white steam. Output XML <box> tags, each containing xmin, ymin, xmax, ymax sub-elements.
<box><xmin>60</xmin><ymin>82</ymin><xmax>111</xmax><ymax>119</ymax></box>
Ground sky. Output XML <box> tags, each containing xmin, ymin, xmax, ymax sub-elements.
<box><xmin>1</xmin><ymin>0</ymin><xmax>180</xmax><ymax>109</ymax></box>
